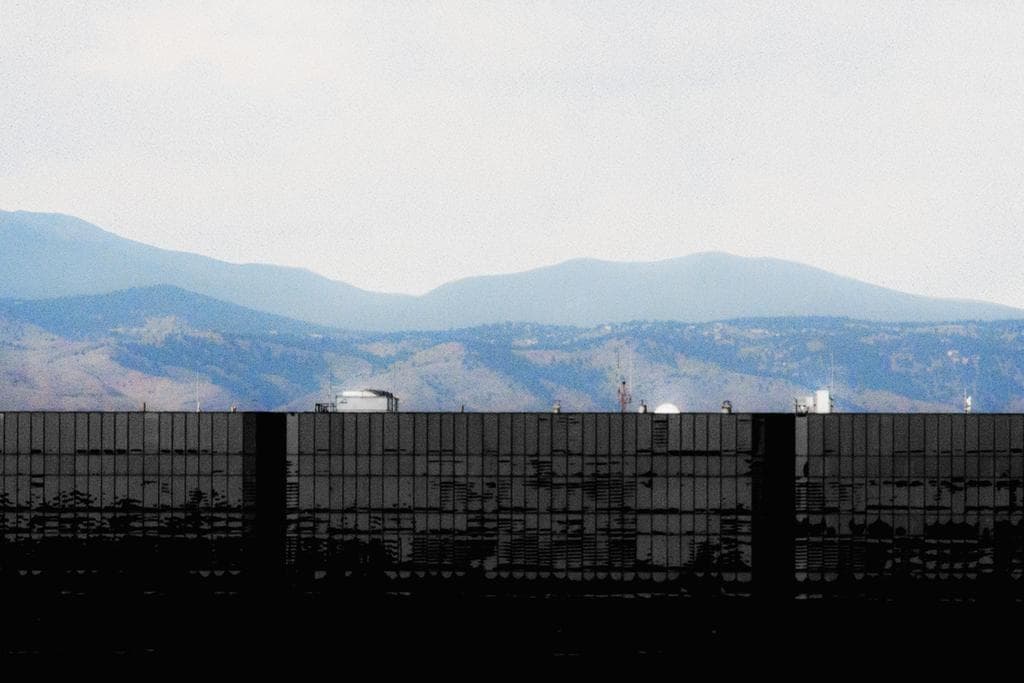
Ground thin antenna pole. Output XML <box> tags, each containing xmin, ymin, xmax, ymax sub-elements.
<box><xmin>616</xmin><ymin>346</ymin><xmax>631</xmax><ymax>413</ymax></box>
<box><xmin>622</xmin><ymin>348</ymin><xmax>630</xmax><ymax>405</ymax></box>
<box><xmin>973</xmin><ymin>354</ymin><xmax>979</xmax><ymax>412</ymax></box>
<box><xmin>616</xmin><ymin>349</ymin><xmax>622</xmax><ymax>410</ymax></box>
<box><xmin>195</xmin><ymin>370</ymin><xmax>201</xmax><ymax>413</ymax></box>
<box><xmin>829</xmin><ymin>349</ymin><xmax>835</xmax><ymax>394</ymax></box>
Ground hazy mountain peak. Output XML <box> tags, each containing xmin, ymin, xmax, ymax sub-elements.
<box><xmin>1</xmin><ymin>209</ymin><xmax>118</xmax><ymax>243</ymax></box>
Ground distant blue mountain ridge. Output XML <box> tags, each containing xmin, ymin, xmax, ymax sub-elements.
<box><xmin>0</xmin><ymin>284</ymin><xmax>338</xmax><ymax>340</ymax></box>
<box><xmin>1</xmin><ymin>285</ymin><xmax>1021</xmax><ymax>412</ymax></box>
<box><xmin>2</xmin><ymin>209</ymin><xmax>1021</xmax><ymax>330</ymax></box>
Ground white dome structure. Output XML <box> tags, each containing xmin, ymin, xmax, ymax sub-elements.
<box><xmin>653</xmin><ymin>402</ymin><xmax>681</xmax><ymax>414</ymax></box>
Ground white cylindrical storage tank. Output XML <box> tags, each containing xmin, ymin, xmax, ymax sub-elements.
<box><xmin>814</xmin><ymin>389</ymin><xmax>832</xmax><ymax>414</ymax></box>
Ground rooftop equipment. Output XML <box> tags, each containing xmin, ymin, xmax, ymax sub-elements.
<box><xmin>316</xmin><ymin>389</ymin><xmax>399</xmax><ymax>413</ymax></box>
<box><xmin>794</xmin><ymin>389</ymin><xmax>832</xmax><ymax>415</ymax></box>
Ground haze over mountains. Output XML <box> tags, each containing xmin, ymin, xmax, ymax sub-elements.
<box><xmin>2</xmin><ymin>209</ymin><xmax>1023</xmax><ymax>413</ymax></box>
<box><xmin>3</xmin><ymin>210</ymin><xmax>1021</xmax><ymax>330</ymax></box>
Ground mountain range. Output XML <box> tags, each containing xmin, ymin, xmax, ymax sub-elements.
<box><xmin>1</xmin><ymin>209</ymin><xmax>1022</xmax><ymax>412</ymax></box>
<box><xmin>0</xmin><ymin>284</ymin><xmax>1020</xmax><ymax>413</ymax></box>
<box><xmin>2</xmin><ymin>210</ymin><xmax>1021</xmax><ymax>330</ymax></box>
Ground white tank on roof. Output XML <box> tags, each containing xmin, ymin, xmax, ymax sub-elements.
<box><xmin>341</xmin><ymin>390</ymin><xmax>388</xmax><ymax>398</ymax></box>
<box><xmin>316</xmin><ymin>389</ymin><xmax>399</xmax><ymax>412</ymax></box>
<box><xmin>795</xmin><ymin>389</ymin><xmax>833</xmax><ymax>415</ymax></box>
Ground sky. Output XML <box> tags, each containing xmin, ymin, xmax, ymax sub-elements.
<box><xmin>1</xmin><ymin>1</ymin><xmax>1023</xmax><ymax>305</ymax></box>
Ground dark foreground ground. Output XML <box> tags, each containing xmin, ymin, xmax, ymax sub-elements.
<box><xmin>4</xmin><ymin>581</ymin><xmax>1023</xmax><ymax>658</ymax></box>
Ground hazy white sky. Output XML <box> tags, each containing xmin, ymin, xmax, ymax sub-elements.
<box><xmin>2</xmin><ymin>1</ymin><xmax>1023</xmax><ymax>304</ymax></box>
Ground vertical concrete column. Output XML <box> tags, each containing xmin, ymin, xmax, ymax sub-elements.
<box><xmin>751</xmin><ymin>414</ymin><xmax>797</xmax><ymax>601</ymax></box>
<box><xmin>252</xmin><ymin>412</ymin><xmax>287</xmax><ymax>585</ymax></box>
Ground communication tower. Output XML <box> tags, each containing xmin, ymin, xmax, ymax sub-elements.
<box><xmin>616</xmin><ymin>349</ymin><xmax>632</xmax><ymax>413</ymax></box>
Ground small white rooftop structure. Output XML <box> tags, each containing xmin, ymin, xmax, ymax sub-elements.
<box><xmin>316</xmin><ymin>389</ymin><xmax>399</xmax><ymax>413</ymax></box>
<box><xmin>340</xmin><ymin>390</ymin><xmax>386</xmax><ymax>399</ymax></box>
<box><xmin>795</xmin><ymin>389</ymin><xmax>833</xmax><ymax>415</ymax></box>
<box><xmin>653</xmin><ymin>402</ymin><xmax>681</xmax><ymax>414</ymax></box>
